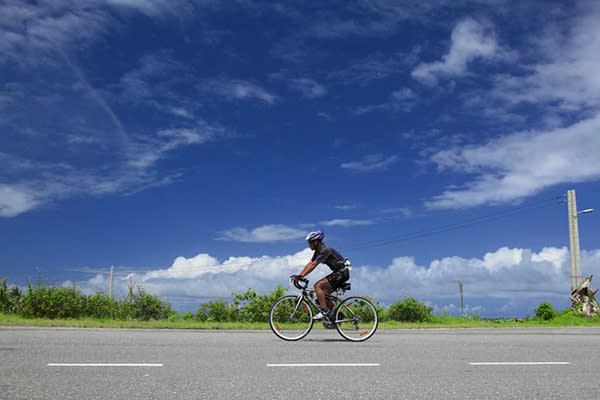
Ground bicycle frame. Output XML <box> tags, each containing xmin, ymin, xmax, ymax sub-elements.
<box><xmin>270</xmin><ymin>276</ymin><xmax>379</xmax><ymax>341</ymax></box>
<box><xmin>290</xmin><ymin>281</ymin><xmax>355</xmax><ymax>324</ymax></box>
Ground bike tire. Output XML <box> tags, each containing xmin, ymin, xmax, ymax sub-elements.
<box><xmin>334</xmin><ymin>296</ymin><xmax>378</xmax><ymax>342</ymax></box>
<box><xmin>270</xmin><ymin>295</ymin><xmax>314</xmax><ymax>341</ymax></box>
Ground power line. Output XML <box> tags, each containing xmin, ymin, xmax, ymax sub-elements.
<box><xmin>339</xmin><ymin>196</ymin><xmax>563</xmax><ymax>252</ymax></box>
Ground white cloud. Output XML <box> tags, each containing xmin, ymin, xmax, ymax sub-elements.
<box><xmin>334</xmin><ymin>204</ymin><xmax>358</xmax><ymax>210</ymax></box>
<box><xmin>288</xmin><ymin>78</ymin><xmax>327</xmax><ymax>98</ymax></box>
<box><xmin>70</xmin><ymin>246</ymin><xmax>600</xmax><ymax>317</ymax></box>
<box><xmin>354</xmin><ymin>88</ymin><xmax>417</xmax><ymax>115</ymax></box>
<box><xmin>203</xmin><ymin>79</ymin><xmax>278</xmax><ymax>104</ymax></box>
<box><xmin>218</xmin><ymin>224</ymin><xmax>306</xmax><ymax>242</ymax></box>
<box><xmin>169</xmin><ymin>107</ymin><xmax>195</xmax><ymax>119</ymax></box>
<box><xmin>320</xmin><ymin>219</ymin><xmax>374</xmax><ymax>227</ymax></box>
<box><xmin>425</xmin><ymin>114</ymin><xmax>600</xmax><ymax>209</ymax></box>
<box><xmin>380</xmin><ymin>207</ymin><xmax>412</xmax><ymax>217</ymax></box>
<box><xmin>341</xmin><ymin>154</ymin><xmax>399</xmax><ymax>172</ymax></box>
<box><xmin>106</xmin><ymin>0</ymin><xmax>194</xmax><ymax>17</ymax></box>
<box><xmin>489</xmin><ymin>2</ymin><xmax>600</xmax><ymax>113</ymax></box>
<box><xmin>127</xmin><ymin>122</ymin><xmax>227</xmax><ymax>169</ymax></box>
<box><xmin>412</xmin><ymin>18</ymin><xmax>511</xmax><ymax>85</ymax></box>
<box><xmin>0</xmin><ymin>184</ymin><xmax>40</xmax><ymax>217</ymax></box>
<box><xmin>0</xmin><ymin>117</ymin><xmax>228</xmax><ymax>217</ymax></box>
<box><xmin>391</xmin><ymin>88</ymin><xmax>416</xmax><ymax>101</ymax></box>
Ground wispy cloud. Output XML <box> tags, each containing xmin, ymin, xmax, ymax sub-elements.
<box><xmin>425</xmin><ymin>114</ymin><xmax>600</xmax><ymax>209</ymax></box>
<box><xmin>320</xmin><ymin>219</ymin><xmax>374</xmax><ymax>227</ymax></box>
<box><xmin>487</xmin><ymin>2</ymin><xmax>600</xmax><ymax>116</ymax></box>
<box><xmin>288</xmin><ymin>78</ymin><xmax>327</xmax><ymax>98</ymax></box>
<box><xmin>218</xmin><ymin>224</ymin><xmax>306</xmax><ymax>242</ymax></box>
<box><xmin>335</xmin><ymin>204</ymin><xmax>359</xmax><ymax>210</ymax></box>
<box><xmin>0</xmin><ymin>117</ymin><xmax>231</xmax><ymax>217</ymax></box>
<box><xmin>202</xmin><ymin>78</ymin><xmax>278</xmax><ymax>104</ymax></box>
<box><xmin>424</xmin><ymin>4</ymin><xmax>600</xmax><ymax>209</ymax></box>
<box><xmin>341</xmin><ymin>154</ymin><xmax>399</xmax><ymax>172</ymax></box>
<box><xmin>380</xmin><ymin>207</ymin><xmax>412</xmax><ymax>217</ymax></box>
<box><xmin>0</xmin><ymin>184</ymin><xmax>40</xmax><ymax>218</ymax></box>
<box><xmin>354</xmin><ymin>87</ymin><xmax>417</xmax><ymax>114</ymax></box>
<box><xmin>0</xmin><ymin>8</ymin><xmax>232</xmax><ymax>218</ymax></box>
<box><xmin>126</xmin><ymin>121</ymin><xmax>230</xmax><ymax>169</ymax></box>
<box><xmin>412</xmin><ymin>18</ymin><xmax>514</xmax><ymax>85</ymax></box>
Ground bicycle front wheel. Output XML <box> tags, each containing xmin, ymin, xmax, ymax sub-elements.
<box><xmin>270</xmin><ymin>295</ymin><xmax>314</xmax><ymax>341</ymax></box>
<box><xmin>334</xmin><ymin>296</ymin><xmax>378</xmax><ymax>342</ymax></box>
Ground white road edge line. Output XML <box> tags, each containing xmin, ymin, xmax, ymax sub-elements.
<box><xmin>47</xmin><ymin>363</ymin><xmax>163</xmax><ymax>367</ymax></box>
<box><xmin>469</xmin><ymin>362</ymin><xmax>571</xmax><ymax>365</ymax></box>
<box><xmin>267</xmin><ymin>363</ymin><xmax>380</xmax><ymax>367</ymax></box>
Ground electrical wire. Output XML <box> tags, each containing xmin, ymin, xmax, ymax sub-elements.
<box><xmin>1</xmin><ymin>1</ymin><xmax>45</xmax><ymax>28</ymax></box>
<box><xmin>339</xmin><ymin>196</ymin><xmax>564</xmax><ymax>252</ymax></box>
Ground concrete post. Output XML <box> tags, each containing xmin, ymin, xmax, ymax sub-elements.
<box><xmin>109</xmin><ymin>266</ymin><xmax>114</xmax><ymax>298</ymax></box>
<box><xmin>567</xmin><ymin>190</ymin><xmax>582</xmax><ymax>291</ymax></box>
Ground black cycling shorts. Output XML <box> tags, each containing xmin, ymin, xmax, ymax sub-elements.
<box><xmin>325</xmin><ymin>268</ymin><xmax>349</xmax><ymax>289</ymax></box>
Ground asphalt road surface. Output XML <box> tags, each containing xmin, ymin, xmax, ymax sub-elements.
<box><xmin>1</xmin><ymin>326</ymin><xmax>599</xmax><ymax>399</ymax></box>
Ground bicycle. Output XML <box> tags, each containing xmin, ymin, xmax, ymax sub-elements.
<box><xmin>269</xmin><ymin>276</ymin><xmax>378</xmax><ymax>342</ymax></box>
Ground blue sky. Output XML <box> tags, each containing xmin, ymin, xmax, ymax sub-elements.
<box><xmin>1</xmin><ymin>0</ymin><xmax>600</xmax><ymax>317</ymax></box>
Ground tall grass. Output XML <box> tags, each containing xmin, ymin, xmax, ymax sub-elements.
<box><xmin>3</xmin><ymin>277</ymin><xmax>600</xmax><ymax>328</ymax></box>
<box><xmin>1</xmin><ymin>278</ymin><xmax>174</xmax><ymax>320</ymax></box>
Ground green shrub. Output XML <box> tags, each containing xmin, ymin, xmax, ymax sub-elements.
<box><xmin>197</xmin><ymin>299</ymin><xmax>234</xmax><ymax>322</ymax></box>
<box><xmin>21</xmin><ymin>284</ymin><xmax>85</xmax><ymax>319</ymax></box>
<box><xmin>534</xmin><ymin>302</ymin><xmax>558</xmax><ymax>320</ymax></box>
<box><xmin>195</xmin><ymin>306</ymin><xmax>208</xmax><ymax>322</ymax></box>
<box><xmin>386</xmin><ymin>297</ymin><xmax>433</xmax><ymax>322</ymax></box>
<box><xmin>232</xmin><ymin>286</ymin><xmax>287</xmax><ymax>322</ymax></box>
<box><xmin>129</xmin><ymin>287</ymin><xmax>175</xmax><ymax>321</ymax></box>
<box><xmin>81</xmin><ymin>292</ymin><xmax>132</xmax><ymax>319</ymax></box>
<box><xmin>181</xmin><ymin>311</ymin><xmax>194</xmax><ymax>320</ymax></box>
<box><xmin>0</xmin><ymin>278</ymin><xmax>23</xmax><ymax>314</ymax></box>
<box><xmin>16</xmin><ymin>282</ymin><xmax>173</xmax><ymax>321</ymax></box>
<box><xmin>560</xmin><ymin>308</ymin><xmax>575</xmax><ymax>317</ymax></box>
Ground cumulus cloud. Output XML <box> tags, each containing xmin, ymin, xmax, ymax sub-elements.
<box><xmin>218</xmin><ymin>224</ymin><xmax>306</xmax><ymax>242</ymax></box>
<box><xmin>70</xmin><ymin>245</ymin><xmax>600</xmax><ymax>317</ymax></box>
<box><xmin>425</xmin><ymin>114</ymin><xmax>600</xmax><ymax>209</ymax></box>
<box><xmin>412</xmin><ymin>18</ymin><xmax>512</xmax><ymax>85</ymax></box>
<box><xmin>341</xmin><ymin>154</ymin><xmax>399</xmax><ymax>172</ymax></box>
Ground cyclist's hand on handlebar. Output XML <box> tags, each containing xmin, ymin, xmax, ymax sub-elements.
<box><xmin>290</xmin><ymin>274</ymin><xmax>305</xmax><ymax>283</ymax></box>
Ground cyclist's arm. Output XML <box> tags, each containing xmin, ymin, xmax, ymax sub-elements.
<box><xmin>298</xmin><ymin>260</ymin><xmax>319</xmax><ymax>278</ymax></box>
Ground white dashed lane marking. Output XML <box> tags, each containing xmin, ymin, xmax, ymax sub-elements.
<box><xmin>469</xmin><ymin>362</ymin><xmax>570</xmax><ymax>366</ymax></box>
<box><xmin>47</xmin><ymin>363</ymin><xmax>163</xmax><ymax>367</ymax></box>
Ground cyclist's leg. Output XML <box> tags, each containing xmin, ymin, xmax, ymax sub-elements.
<box><xmin>314</xmin><ymin>277</ymin><xmax>334</xmax><ymax>310</ymax></box>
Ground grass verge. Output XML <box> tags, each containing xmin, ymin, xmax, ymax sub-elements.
<box><xmin>2</xmin><ymin>313</ymin><xmax>600</xmax><ymax>329</ymax></box>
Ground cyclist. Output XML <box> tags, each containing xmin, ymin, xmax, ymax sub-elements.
<box><xmin>293</xmin><ymin>230</ymin><xmax>350</xmax><ymax>321</ymax></box>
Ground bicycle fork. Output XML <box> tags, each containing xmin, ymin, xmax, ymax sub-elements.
<box><xmin>288</xmin><ymin>295</ymin><xmax>305</xmax><ymax>321</ymax></box>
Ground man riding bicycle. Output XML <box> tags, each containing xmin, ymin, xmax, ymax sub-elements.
<box><xmin>293</xmin><ymin>230</ymin><xmax>350</xmax><ymax>321</ymax></box>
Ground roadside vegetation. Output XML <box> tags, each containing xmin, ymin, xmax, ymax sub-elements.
<box><xmin>2</xmin><ymin>278</ymin><xmax>599</xmax><ymax>329</ymax></box>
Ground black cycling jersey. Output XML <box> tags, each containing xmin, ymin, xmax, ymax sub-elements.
<box><xmin>311</xmin><ymin>244</ymin><xmax>346</xmax><ymax>272</ymax></box>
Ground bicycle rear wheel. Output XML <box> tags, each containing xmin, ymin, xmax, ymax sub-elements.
<box><xmin>270</xmin><ymin>295</ymin><xmax>314</xmax><ymax>341</ymax></box>
<box><xmin>334</xmin><ymin>296</ymin><xmax>378</xmax><ymax>342</ymax></box>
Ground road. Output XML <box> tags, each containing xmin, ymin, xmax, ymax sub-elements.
<box><xmin>1</xmin><ymin>326</ymin><xmax>599</xmax><ymax>399</ymax></box>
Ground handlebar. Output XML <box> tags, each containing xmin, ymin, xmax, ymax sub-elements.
<box><xmin>290</xmin><ymin>275</ymin><xmax>309</xmax><ymax>290</ymax></box>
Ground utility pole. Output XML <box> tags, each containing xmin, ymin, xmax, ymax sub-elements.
<box><xmin>567</xmin><ymin>190</ymin><xmax>582</xmax><ymax>291</ymax></box>
<box><xmin>109</xmin><ymin>266</ymin><xmax>114</xmax><ymax>298</ymax></box>
<box><xmin>458</xmin><ymin>281</ymin><xmax>465</xmax><ymax>318</ymax></box>
<box><xmin>567</xmin><ymin>190</ymin><xmax>594</xmax><ymax>291</ymax></box>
